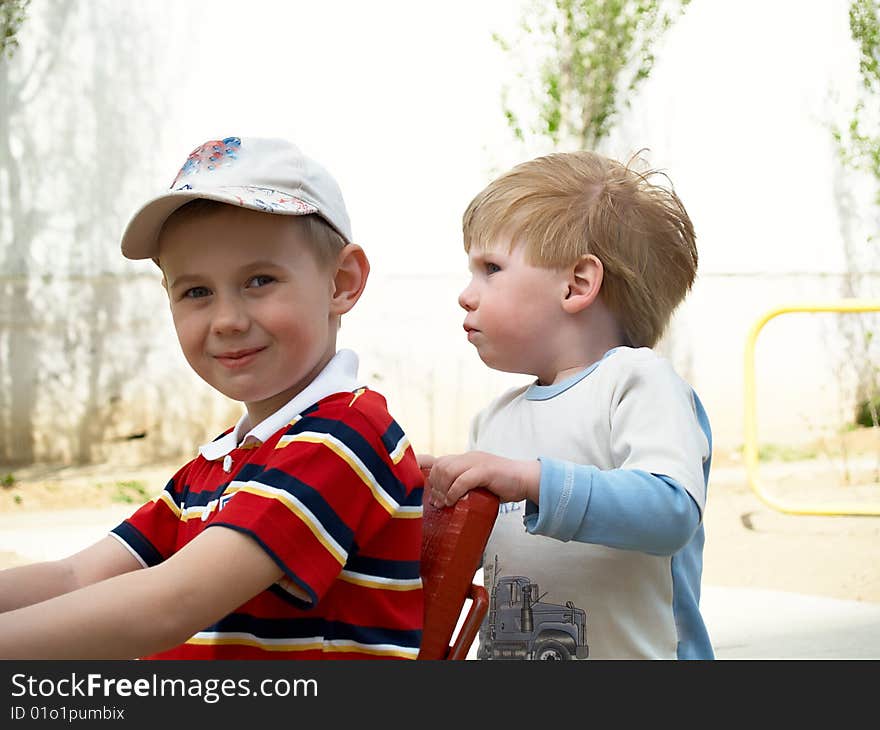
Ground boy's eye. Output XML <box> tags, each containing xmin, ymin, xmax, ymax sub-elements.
<box><xmin>247</xmin><ymin>274</ymin><xmax>275</xmax><ymax>288</ymax></box>
<box><xmin>485</xmin><ymin>262</ymin><xmax>501</xmax><ymax>275</ymax></box>
<box><xmin>183</xmin><ymin>286</ymin><xmax>211</xmax><ymax>299</ymax></box>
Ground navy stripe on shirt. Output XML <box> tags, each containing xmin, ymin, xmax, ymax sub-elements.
<box><xmin>110</xmin><ymin>521</ymin><xmax>164</xmax><ymax>567</ymax></box>
<box><xmin>286</xmin><ymin>415</ymin><xmax>409</xmax><ymax>503</ymax></box>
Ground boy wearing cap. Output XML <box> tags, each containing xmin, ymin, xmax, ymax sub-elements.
<box><xmin>0</xmin><ymin>136</ymin><xmax>424</xmax><ymax>660</ymax></box>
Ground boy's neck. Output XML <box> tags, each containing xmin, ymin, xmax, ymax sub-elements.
<box><xmin>536</xmin><ymin>297</ymin><xmax>626</xmax><ymax>385</ymax></box>
<box><xmin>537</xmin><ymin>340</ymin><xmax>624</xmax><ymax>385</ymax></box>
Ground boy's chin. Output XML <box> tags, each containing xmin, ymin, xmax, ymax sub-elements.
<box><xmin>203</xmin><ymin>382</ymin><xmax>270</xmax><ymax>406</ymax></box>
<box><xmin>477</xmin><ymin>352</ymin><xmax>531</xmax><ymax>378</ymax></box>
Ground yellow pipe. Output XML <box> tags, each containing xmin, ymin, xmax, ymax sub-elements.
<box><xmin>743</xmin><ymin>299</ymin><xmax>880</xmax><ymax>516</ymax></box>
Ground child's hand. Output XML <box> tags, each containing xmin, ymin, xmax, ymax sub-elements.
<box><xmin>416</xmin><ymin>453</ymin><xmax>435</xmax><ymax>471</ymax></box>
<box><xmin>426</xmin><ymin>451</ymin><xmax>540</xmax><ymax>508</ymax></box>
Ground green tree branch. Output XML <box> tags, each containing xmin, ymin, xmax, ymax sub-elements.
<box><xmin>837</xmin><ymin>0</ymin><xmax>880</xmax><ymax>198</ymax></box>
<box><xmin>497</xmin><ymin>0</ymin><xmax>690</xmax><ymax>151</ymax></box>
<box><xmin>0</xmin><ymin>0</ymin><xmax>30</xmax><ymax>59</ymax></box>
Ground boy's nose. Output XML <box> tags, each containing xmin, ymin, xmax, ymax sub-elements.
<box><xmin>212</xmin><ymin>297</ymin><xmax>250</xmax><ymax>335</ymax></box>
<box><xmin>458</xmin><ymin>281</ymin><xmax>477</xmax><ymax>311</ymax></box>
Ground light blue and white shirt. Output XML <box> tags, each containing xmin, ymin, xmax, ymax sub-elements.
<box><xmin>471</xmin><ymin>346</ymin><xmax>713</xmax><ymax>660</ymax></box>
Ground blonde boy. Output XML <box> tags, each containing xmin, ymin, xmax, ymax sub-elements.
<box><xmin>424</xmin><ymin>151</ymin><xmax>713</xmax><ymax>659</ymax></box>
<box><xmin>0</xmin><ymin>136</ymin><xmax>424</xmax><ymax>659</ymax></box>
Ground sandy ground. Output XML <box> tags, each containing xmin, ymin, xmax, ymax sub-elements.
<box><xmin>701</xmin><ymin>459</ymin><xmax>880</xmax><ymax>605</ymax></box>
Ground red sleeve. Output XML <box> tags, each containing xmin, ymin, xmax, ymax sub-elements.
<box><xmin>109</xmin><ymin>462</ymin><xmax>192</xmax><ymax>566</ymax></box>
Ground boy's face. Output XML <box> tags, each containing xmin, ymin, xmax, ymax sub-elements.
<box><xmin>459</xmin><ymin>240</ymin><xmax>569</xmax><ymax>382</ymax></box>
<box><xmin>158</xmin><ymin>206</ymin><xmax>337</xmax><ymax>426</ymax></box>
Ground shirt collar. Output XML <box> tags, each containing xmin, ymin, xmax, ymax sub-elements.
<box><xmin>198</xmin><ymin>348</ymin><xmax>362</xmax><ymax>461</ymax></box>
<box><xmin>525</xmin><ymin>346</ymin><xmax>623</xmax><ymax>401</ymax></box>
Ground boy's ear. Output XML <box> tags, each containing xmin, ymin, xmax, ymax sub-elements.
<box><xmin>330</xmin><ymin>243</ymin><xmax>370</xmax><ymax>316</ymax></box>
<box><xmin>562</xmin><ymin>254</ymin><xmax>603</xmax><ymax>314</ymax></box>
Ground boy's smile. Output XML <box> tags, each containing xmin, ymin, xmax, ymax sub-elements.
<box><xmin>158</xmin><ymin>205</ymin><xmax>338</xmax><ymax>427</ymax></box>
<box><xmin>214</xmin><ymin>347</ymin><xmax>266</xmax><ymax>369</ymax></box>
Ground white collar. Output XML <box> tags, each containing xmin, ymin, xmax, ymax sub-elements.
<box><xmin>198</xmin><ymin>349</ymin><xmax>362</xmax><ymax>462</ymax></box>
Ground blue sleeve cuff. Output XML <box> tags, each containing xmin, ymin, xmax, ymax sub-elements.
<box><xmin>525</xmin><ymin>457</ymin><xmax>592</xmax><ymax>540</ymax></box>
<box><xmin>526</xmin><ymin>457</ymin><xmax>700</xmax><ymax>555</ymax></box>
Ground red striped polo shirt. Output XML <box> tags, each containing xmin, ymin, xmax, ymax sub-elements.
<box><xmin>110</xmin><ymin>387</ymin><xmax>424</xmax><ymax>659</ymax></box>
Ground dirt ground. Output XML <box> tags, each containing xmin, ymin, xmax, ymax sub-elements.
<box><xmin>1</xmin><ymin>430</ymin><xmax>879</xmax><ymax>604</ymax></box>
<box><xmin>702</xmin><ymin>446</ymin><xmax>880</xmax><ymax>605</ymax></box>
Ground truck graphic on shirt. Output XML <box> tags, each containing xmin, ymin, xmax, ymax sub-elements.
<box><xmin>481</xmin><ymin>566</ymin><xmax>589</xmax><ymax>660</ymax></box>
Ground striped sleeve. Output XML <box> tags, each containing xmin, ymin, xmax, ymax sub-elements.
<box><xmin>110</xmin><ymin>466</ymin><xmax>191</xmax><ymax>566</ymax></box>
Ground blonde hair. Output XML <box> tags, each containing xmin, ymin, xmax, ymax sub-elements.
<box><xmin>462</xmin><ymin>151</ymin><xmax>697</xmax><ymax>348</ymax></box>
<box><xmin>160</xmin><ymin>199</ymin><xmax>346</xmax><ymax>268</ymax></box>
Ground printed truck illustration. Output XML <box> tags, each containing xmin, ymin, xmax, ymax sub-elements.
<box><xmin>483</xmin><ymin>569</ymin><xmax>589</xmax><ymax>660</ymax></box>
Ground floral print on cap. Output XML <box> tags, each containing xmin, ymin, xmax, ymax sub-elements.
<box><xmin>172</xmin><ymin>136</ymin><xmax>242</xmax><ymax>187</ymax></box>
<box><xmin>226</xmin><ymin>187</ymin><xmax>318</xmax><ymax>215</ymax></box>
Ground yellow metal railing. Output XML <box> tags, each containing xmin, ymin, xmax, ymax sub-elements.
<box><xmin>743</xmin><ymin>299</ymin><xmax>880</xmax><ymax>516</ymax></box>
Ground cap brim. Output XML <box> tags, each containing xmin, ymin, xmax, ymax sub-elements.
<box><xmin>121</xmin><ymin>192</ymin><xmax>198</xmax><ymax>260</ymax></box>
<box><xmin>120</xmin><ymin>188</ymin><xmax>321</xmax><ymax>260</ymax></box>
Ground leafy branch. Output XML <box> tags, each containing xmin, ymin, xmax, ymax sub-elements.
<box><xmin>835</xmin><ymin>0</ymin><xmax>880</xmax><ymax>201</ymax></box>
<box><xmin>0</xmin><ymin>0</ymin><xmax>30</xmax><ymax>59</ymax></box>
<box><xmin>496</xmin><ymin>0</ymin><xmax>691</xmax><ymax>151</ymax></box>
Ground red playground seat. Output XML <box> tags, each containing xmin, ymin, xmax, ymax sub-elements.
<box><xmin>417</xmin><ymin>467</ymin><xmax>499</xmax><ymax>660</ymax></box>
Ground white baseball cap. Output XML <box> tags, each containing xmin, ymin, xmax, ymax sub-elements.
<box><xmin>120</xmin><ymin>136</ymin><xmax>353</xmax><ymax>260</ymax></box>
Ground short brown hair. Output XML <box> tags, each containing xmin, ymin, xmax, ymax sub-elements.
<box><xmin>462</xmin><ymin>151</ymin><xmax>698</xmax><ymax>348</ymax></box>
<box><xmin>159</xmin><ymin>199</ymin><xmax>346</xmax><ymax>268</ymax></box>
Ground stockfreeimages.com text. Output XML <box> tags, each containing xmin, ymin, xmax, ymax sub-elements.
<box><xmin>10</xmin><ymin>673</ymin><xmax>317</xmax><ymax>705</ymax></box>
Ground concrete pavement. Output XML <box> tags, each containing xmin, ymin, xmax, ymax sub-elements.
<box><xmin>701</xmin><ymin>585</ymin><xmax>880</xmax><ymax>659</ymax></box>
